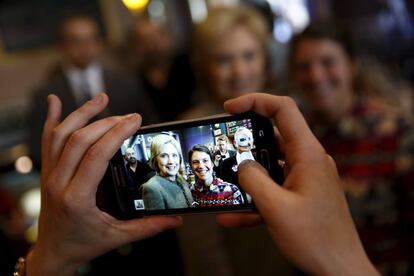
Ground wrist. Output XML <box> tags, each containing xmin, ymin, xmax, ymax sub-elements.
<box><xmin>315</xmin><ymin>246</ymin><xmax>379</xmax><ymax>276</ymax></box>
<box><xmin>26</xmin><ymin>244</ymin><xmax>79</xmax><ymax>276</ymax></box>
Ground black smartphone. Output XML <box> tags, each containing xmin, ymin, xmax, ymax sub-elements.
<box><xmin>97</xmin><ymin>112</ymin><xmax>284</xmax><ymax>218</ymax></box>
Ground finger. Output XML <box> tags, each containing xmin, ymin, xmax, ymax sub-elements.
<box><xmin>224</xmin><ymin>93</ymin><xmax>324</xmax><ymax>164</ymax></box>
<box><xmin>273</xmin><ymin>126</ymin><xmax>285</xmax><ymax>157</ymax></box>
<box><xmin>216</xmin><ymin>213</ymin><xmax>263</xmax><ymax>227</ymax></box>
<box><xmin>113</xmin><ymin>216</ymin><xmax>183</xmax><ymax>242</ymax></box>
<box><xmin>68</xmin><ymin>114</ymin><xmax>141</xmax><ymax>199</ymax></box>
<box><xmin>48</xmin><ymin>93</ymin><xmax>109</xmax><ymax>171</ymax></box>
<box><xmin>41</xmin><ymin>95</ymin><xmax>62</xmax><ymax>182</ymax></box>
<box><xmin>237</xmin><ymin>160</ymin><xmax>293</xmax><ymax>222</ymax></box>
<box><xmin>51</xmin><ymin>116</ymin><xmax>125</xmax><ymax>192</ymax></box>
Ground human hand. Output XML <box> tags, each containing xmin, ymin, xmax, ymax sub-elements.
<box><xmin>27</xmin><ymin>93</ymin><xmax>182</xmax><ymax>276</ymax></box>
<box><xmin>216</xmin><ymin>93</ymin><xmax>378</xmax><ymax>276</ymax></box>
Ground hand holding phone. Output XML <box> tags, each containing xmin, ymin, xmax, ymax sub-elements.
<box><xmin>27</xmin><ymin>94</ymin><xmax>182</xmax><ymax>276</ymax></box>
<box><xmin>217</xmin><ymin>94</ymin><xmax>379</xmax><ymax>276</ymax></box>
<box><xmin>28</xmin><ymin>92</ymin><xmax>378</xmax><ymax>276</ymax></box>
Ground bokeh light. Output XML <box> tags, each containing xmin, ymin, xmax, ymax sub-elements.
<box><xmin>14</xmin><ymin>155</ymin><xmax>33</xmax><ymax>174</ymax></box>
<box><xmin>122</xmin><ymin>0</ymin><xmax>149</xmax><ymax>12</ymax></box>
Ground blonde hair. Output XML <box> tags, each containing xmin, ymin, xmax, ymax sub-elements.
<box><xmin>216</xmin><ymin>135</ymin><xmax>229</xmax><ymax>143</ymax></box>
<box><xmin>149</xmin><ymin>134</ymin><xmax>185</xmax><ymax>176</ymax></box>
<box><xmin>193</xmin><ymin>6</ymin><xmax>270</xmax><ymax>85</ymax></box>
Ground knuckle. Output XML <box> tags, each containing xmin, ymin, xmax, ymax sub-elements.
<box><xmin>51</xmin><ymin>127</ymin><xmax>63</xmax><ymax>141</ymax></box>
<box><xmin>75</xmin><ymin>103</ymin><xmax>95</xmax><ymax>119</ymax></box>
<box><xmin>105</xmin><ymin>116</ymin><xmax>117</xmax><ymax>123</ymax></box>
<box><xmin>106</xmin><ymin>116</ymin><xmax>122</xmax><ymax>125</ymax></box>
<box><xmin>84</xmin><ymin>143</ymin><xmax>103</xmax><ymax>162</ymax></box>
<box><xmin>42</xmin><ymin>173</ymin><xmax>63</xmax><ymax>203</ymax></box>
<box><xmin>60</xmin><ymin>190</ymin><xmax>79</xmax><ymax>213</ymax></box>
<box><xmin>66</xmin><ymin>130</ymin><xmax>87</xmax><ymax>148</ymax></box>
<box><xmin>80</xmin><ymin>102</ymin><xmax>94</xmax><ymax>113</ymax></box>
<box><xmin>43</xmin><ymin>177</ymin><xmax>57</xmax><ymax>196</ymax></box>
<box><xmin>281</xmin><ymin>96</ymin><xmax>297</xmax><ymax>108</ymax></box>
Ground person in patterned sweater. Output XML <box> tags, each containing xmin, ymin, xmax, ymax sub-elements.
<box><xmin>188</xmin><ymin>144</ymin><xmax>244</xmax><ymax>207</ymax></box>
<box><xmin>290</xmin><ymin>23</ymin><xmax>414</xmax><ymax>275</ymax></box>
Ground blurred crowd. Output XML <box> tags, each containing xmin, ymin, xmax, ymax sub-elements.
<box><xmin>1</xmin><ymin>2</ymin><xmax>414</xmax><ymax>276</ymax></box>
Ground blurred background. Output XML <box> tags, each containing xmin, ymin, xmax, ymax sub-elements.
<box><xmin>0</xmin><ymin>0</ymin><xmax>413</xmax><ymax>275</ymax></box>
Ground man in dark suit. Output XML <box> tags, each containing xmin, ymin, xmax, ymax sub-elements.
<box><xmin>129</xmin><ymin>17</ymin><xmax>196</xmax><ymax>121</ymax></box>
<box><xmin>124</xmin><ymin>147</ymin><xmax>154</xmax><ymax>187</ymax></box>
<box><xmin>212</xmin><ymin>135</ymin><xmax>235</xmax><ymax>177</ymax></box>
<box><xmin>29</xmin><ymin>12</ymin><xmax>158</xmax><ymax>168</ymax></box>
<box><xmin>27</xmin><ymin>12</ymin><xmax>183</xmax><ymax>276</ymax></box>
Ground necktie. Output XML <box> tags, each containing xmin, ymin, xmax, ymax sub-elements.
<box><xmin>77</xmin><ymin>74</ymin><xmax>92</xmax><ymax>105</ymax></box>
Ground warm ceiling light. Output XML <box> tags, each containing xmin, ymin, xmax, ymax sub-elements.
<box><xmin>122</xmin><ymin>0</ymin><xmax>149</xmax><ymax>12</ymax></box>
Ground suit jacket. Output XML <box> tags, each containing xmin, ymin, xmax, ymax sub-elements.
<box><xmin>28</xmin><ymin>65</ymin><xmax>159</xmax><ymax>168</ymax></box>
<box><xmin>138</xmin><ymin>54</ymin><xmax>197</xmax><ymax>121</ymax></box>
<box><xmin>219</xmin><ymin>155</ymin><xmax>248</xmax><ymax>203</ymax></box>
<box><xmin>126</xmin><ymin>161</ymin><xmax>155</xmax><ymax>189</ymax></box>
<box><xmin>219</xmin><ymin>155</ymin><xmax>238</xmax><ymax>186</ymax></box>
<box><xmin>213</xmin><ymin>149</ymin><xmax>236</xmax><ymax>178</ymax></box>
<box><xmin>141</xmin><ymin>175</ymin><xmax>194</xmax><ymax>210</ymax></box>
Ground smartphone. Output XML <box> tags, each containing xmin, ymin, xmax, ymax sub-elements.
<box><xmin>97</xmin><ymin>112</ymin><xmax>284</xmax><ymax>219</ymax></box>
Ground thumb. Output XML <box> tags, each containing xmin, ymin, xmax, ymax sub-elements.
<box><xmin>238</xmin><ymin>160</ymin><xmax>290</xmax><ymax>219</ymax></box>
<box><xmin>107</xmin><ymin>216</ymin><xmax>183</xmax><ymax>248</ymax></box>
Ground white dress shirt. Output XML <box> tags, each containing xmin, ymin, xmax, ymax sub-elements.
<box><xmin>236</xmin><ymin>151</ymin><xmax>255</xmax><ymax>164</ymax></box>
<box><xmin>64</xmin><ymin>63</ymin><xmax>105</xmax><ymax>105</ymax></box>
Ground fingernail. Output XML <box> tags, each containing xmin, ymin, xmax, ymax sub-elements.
<box><xmin>46</xmin><ymin>94</ymin><xmax>55</xmax><ymax>115</ymax></box>
<box><xmin>238</xmin><ymin>160</ymin><xmax>267</xmax><ymax>174</ymax></box>
<box><xmin>46</xmin><ymin>95</ymin><xmax>52</xmax><ymax>116</ymax></box>
<box><xmin>125</xmin><ymin>113</ymin><xmax>138</xmax><ymax>119</ymax></box>
<box><xmin>47</xmin><ymin>94</ymin><xmax>55</xmax><ymax>104</ymax></box>
<box><xmin>238</xmin><ymin>159</ymin><xmax>255</xmax><ymax>169</ymax></box>
<box><xmin>90</xmin><ymin>94</ymin><xmax>103</xmax><ymax>104</ymax></box>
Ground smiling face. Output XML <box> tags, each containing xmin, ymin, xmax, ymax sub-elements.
<box><xmin>156</xmin><ymin>143</ymin><xmax>180</xmax><ymax>180</ymax></box>
<box><xmin>206</xmin><ymin>25</ymin><xmax>266</xmax><ymax>103</ymax></box>
<box><xmin>191</xmin><ymin>151</ymin><xmax>214</xmax><ymax>186</ymax></box>
<box><xmin>293</xmin><ymin>38</ymin><xmax>355</xmax><ymax>120</ymax></box>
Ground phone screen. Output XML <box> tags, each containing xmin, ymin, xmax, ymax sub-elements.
<box><xmin>107</xmin><ymin>113</ymin><xmax>283</xmax><ymax>216</ymax></box>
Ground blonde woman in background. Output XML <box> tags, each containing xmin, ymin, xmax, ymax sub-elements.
<box><xmin>180</xmin><ymin>6</ymin><xmax>273</xmax><ymax>119</ymax></box>
<box><xmin>177</xmin><ymin>6</ymin><xmax>292</xmax><ymax>276</ymax></box>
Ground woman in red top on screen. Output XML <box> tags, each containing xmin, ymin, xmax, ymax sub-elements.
<box><xmin>188</xmin><ymin>144</ymin><xmax>244</xmax><ymax>207</ymax></box>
